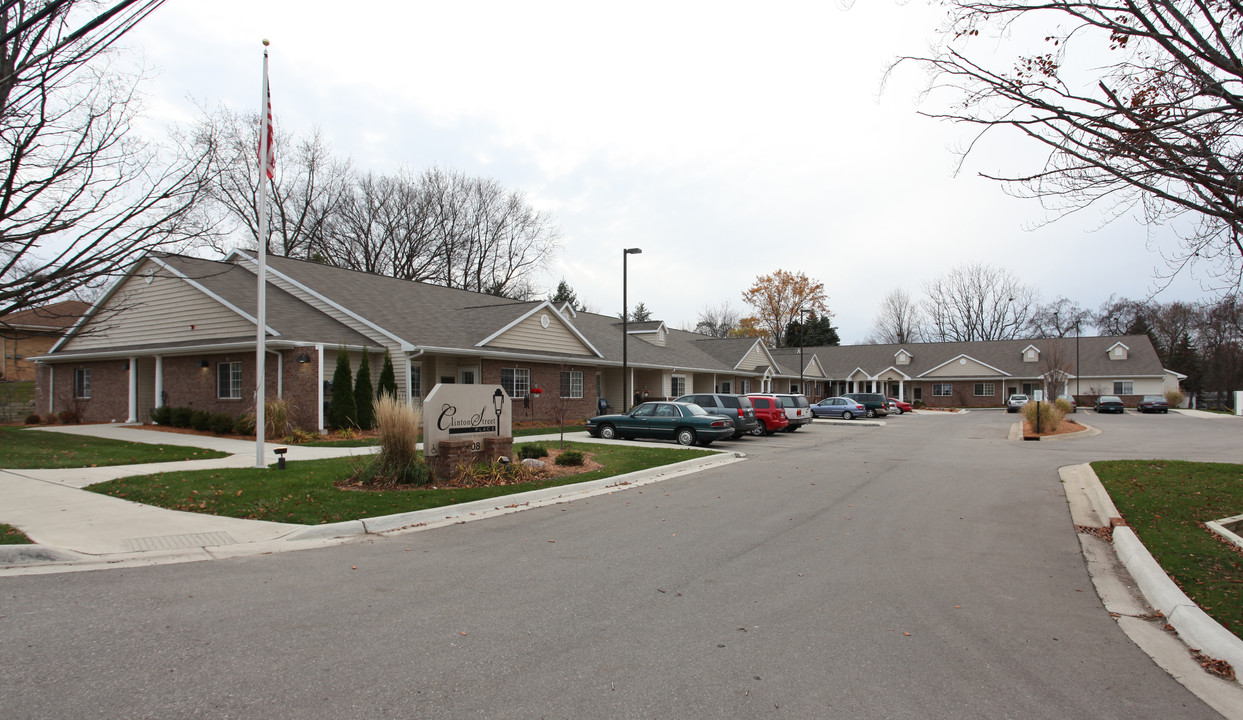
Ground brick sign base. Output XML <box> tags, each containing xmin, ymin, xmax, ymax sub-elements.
<box><xmin>429</xmin><ymin>436</ymin><xmax>514</xmax><ymax>481</ymax></box>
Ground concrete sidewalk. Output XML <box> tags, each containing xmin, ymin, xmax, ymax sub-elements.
<box><xmin>2</xmin><ymin>424</ymin><xmax>739</xmax><ymax>575</ymax></box>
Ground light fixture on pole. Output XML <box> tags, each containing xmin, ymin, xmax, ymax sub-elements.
<box><xmin>622</xmin><ymin>248</ymin><xmax>642</xmax><ymax>412</ymax></box>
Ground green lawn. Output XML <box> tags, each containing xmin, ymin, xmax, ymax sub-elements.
<box><xmin>1093</xmin><ymin>460</ymin><xmax>1243</xmax><ymax>638</ymax></box>
<box><xmin>87</xmin><ymin>441</ymin><xmax>712</xmax><ymax>525</ymax></box>
<box><xmin>0</xmin><ymin>426</ymin><xmax>229</xmax><ymax>468</ymax></box>
<box><xmin>0</xmin><ymin>523</ymin><xmax>33</xmax><ymax>544</ymax></box>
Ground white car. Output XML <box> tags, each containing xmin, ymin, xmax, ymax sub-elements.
<box><xmin>1006</xmin><ymin>394</ymin><xmax>1029</xmax><ymax>413</ymax></box>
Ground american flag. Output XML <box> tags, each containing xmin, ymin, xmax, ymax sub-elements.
<box><xmin>259</xmin><ymin>63</ymin><xmax>275</xmax><ymax>179</ymax></box>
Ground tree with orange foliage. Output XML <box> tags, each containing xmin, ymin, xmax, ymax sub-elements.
<box><xmin>740</xmin><ymin>270</ymin><xmax>830</xmax><ymax>347</ymax></box>
<box><xmin>728</xmin><ymin>316</ymin><xmax>768</xmax><ymax>342</ymax></box>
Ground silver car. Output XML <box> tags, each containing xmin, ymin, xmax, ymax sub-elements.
<box><xmin>1006</xmin><ymin>394</ymin><xmax>1029</xmax><ymax>413</ymax></box>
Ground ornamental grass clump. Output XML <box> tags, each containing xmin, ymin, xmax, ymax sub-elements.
<box><xmin>1021</xmin><ymin>398</ymin><xmax>1064</xmax><ymax>433</ymax></box>
<box><xmin>351</xmin><ymin>394</ymin><xmax>428</xmax><ymax>487</ymax></box>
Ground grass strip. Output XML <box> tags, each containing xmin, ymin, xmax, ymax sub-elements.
<box><xmin>0</xmin><ymin>426</ymin><xmax>229</xmax><ymax>469</ymax></box>
<box><xmin>295</xmin><ymin>425</ymin><xmax>587</xmax><ymax>448</ymax></box>
<box><xmin>0</xmin><ymin>523</ymin><xmax>33</xmax><ymax>545</ymax></box>
<box><xmin>1093</xmin><ymin>459</ymin><xmax>1243</xmax><ymax>638</ymax></box>
<box><xmin>87</xmin><ymin>441</ymin><xmax>712</xmax><ymax>525</ymax></box>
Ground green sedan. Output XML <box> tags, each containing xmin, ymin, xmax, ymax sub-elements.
<box><xmin>586</xmin><ymin>401</ymin><xmax>734</xmax><ymax>446</ymax></box>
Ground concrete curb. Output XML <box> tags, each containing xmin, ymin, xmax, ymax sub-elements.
<box><xmin>1009</xmin><ymin>421</ymin><xmax>1100</xmax><ymax>442</ymax></box>
<box><xmin>282</xmin><ymin>451</ymin><xmax>745</xmax><ymax>542</ymax></box>
<box><xmin>1066</xmin><ymin>463</ymin><xmax>1243</xmax><ymax>685</ymax></box>
<box><xmin>0</xmin><ymin>544</ymin><xmax>88</xmax><ymax>565</ymax></box>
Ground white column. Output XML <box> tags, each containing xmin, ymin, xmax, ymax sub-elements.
<box><xmin>154</xmin><ymin>356</ymin><xmax>164</xmax><ymax>408</ymax></box>
<box><xmin>898</xmin><ymin>380</ymin><xmax>904</xmax><ymax>401</ymax></box>
<box><xmin>317</xmin><ymin>344</ymin><xmax>326</xmax><ymax>433</ymax></box>
<box><xmin>127</xmin><ymin>357</ymin><xmax>138</xmax><ymax>423</ymax></box>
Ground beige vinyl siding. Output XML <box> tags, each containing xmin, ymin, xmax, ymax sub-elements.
<box><xmin>923</xmin><ymin>357</ymin><xmax>1000</xmax><ymax>378</ymax></box>
<box><xmin>633</xmin><ymin>330</ymin><xmax>667</xmax><ymax>347</ymax></box>
<box><xmin>60</xmin><ymin>265</ymin><xmax>254</xmax><ymax>352</ymax></box>
<box><xmin>738</xmin><ymin>343</ymin><xmax>769</xmax><ymax>372</ymax></box>
<box><xmin>487</xmin><ymin>313</ymin><xmax>592</xmax><ymax>355</ymax></box>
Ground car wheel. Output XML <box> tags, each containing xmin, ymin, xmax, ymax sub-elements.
<box><xmin>750</xmin><ymin>420</ymin><xmax>766</xmax><ymax>436</ymax></box>
<box><xmin>599</xmin><ymin>424</ymin><xmax>617</xmax><ymax>440</ymax></box>
<box><xmin>841</xmin><ymin>411</ymin><xmax>853</xmax><ymax>420</ymax></box>
<box><xmin>787</xmin><ymin>424</ymin><xmax>799</xmax><ymax>432</ymax></box>
<box><xmin>893</xmin><ymin>407</ymin><xmax>903</xmax><ymax>415</ymax></box>
<box><xmin>676</xmin><ymin>428</ymin><xmax>697</xmax><ymax>446</ymax></box>
<box><xmin>698</xmin><ymin>438</ymin><xmax>714</xmax><ymax>447</ymax></box>
<box><xmin>1163</xmin><ymin>409</ymin><xmax>1169</xmax><ymax>414</ymax></box>
<box><xmin>866</xmin><ymin>409</ymin><xmax>876</xmax><ymax>418</ymax></box>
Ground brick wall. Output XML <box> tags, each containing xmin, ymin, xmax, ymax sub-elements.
<box><xmin>37</xmin><ymin>348</ymin><xmax>323</xmax><ymax>429</ymax></box>
<box><xmin>480</xmin><ymin>359</ymin><xmax>597</xmax><ymax>424</ymax></box>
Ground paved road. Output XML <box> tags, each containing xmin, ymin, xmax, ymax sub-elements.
<box><xmin>3</xmin><ymin>410</ymin><xmax>1239</xmax><ymax>718</ymax></box>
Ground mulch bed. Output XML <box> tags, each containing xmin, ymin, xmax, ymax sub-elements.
<box><xmin>1023</xmin><ymin>419</ymin><xmax>1085</xmax><ymax>439</ymax></box>
<box><xmin>337</xmin><ymin>448</ymin><xmax>601</xmax><ymax>491</ymax></box>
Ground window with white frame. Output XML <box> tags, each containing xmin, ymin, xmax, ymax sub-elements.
<box><xmin>671</xmin><ymin>375</ymin><xmax>686</xmax><ymax>397</ymax></box>
<box><xmin>74</xmin><ymin>368</ymin><xmax>91</xmax><ymax>399</ymax></box>
<box><xmin>217</xmin><ymin>362</ymin><xmax>242</xmax><ymax>399</ymax></box>
<box><xmin>932</xmin><ymin>383</ymin><xmax>953</xmax><ymax>397</ymax></box>
<box><xmin>501</xmin><ymin>368</ymin><xmax>530</xmax><ymax>398</ymax></box>
<box><xmin>740</xmin><ymin>379</ymin><xmax>751</xmax><ymax>394</ymax></box>
<box><xmin>718</xmin><ymin>381</ymin><xmax>732</xmax><ymax>393</ymax></box>
<box><xmin>560</xmin><ymin>370</ymin><xmax>583</xmax><ymax>398</ymax></box>
<box><xmin>1113</xmin><ymin>380</ymin><xmax>1134</xmax><ymax>395</ymax></box>
<box><xmin>974</xmin><ymin>382</ymin><xmax>995</xmax><ymax>397</ymax></box>
<box><xmin>410</xmin><ymin>365</ymin><xmax>421</xmax><ymax>397</ymax></box>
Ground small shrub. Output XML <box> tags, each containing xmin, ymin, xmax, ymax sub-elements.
<box><xmin>24</xmin><ymin>413</ymin><xmax>41</xmax><ymax>425</ymax></box>
<box><xmin>555</xmin><ymin>449</ymin><xmax>585</xmax><ymax>466</ymax></box>
<box><xmin>150</xmin><ymin>406</ymin><xmax>172</xmax><ymax>425</ymax></box>
<box><xmin>284</xmin><ymin>428</ymin><xmax>318</xmax><ymax>444</ymax></box>
<box><xmin>170</xmin><ymin>407</ymin><xmax>193</xmax><ymax>428</ymax></box>
<box><xmin>349</xmin><ymin>394</ymin><xmax>425</xmax><ymax>488</ymax></box>
<box><xmin>337</xmin><ymin>427</ymin><xmax>358</xmax><ymax>440</ymax></box>
<box><xmin>1021</xmin><ymin>398</ymin><xmax>1064</xmax><ymax>433</ymax></box>
<box><xmin>1165</xmin><ymin>389</ymin><xmax>1185</xmax><ymax>408</ymax></box>
<box><xmin>1054</xmin><ymin>397</ymin><xmax>1074</xmax><ymax>415</ymax></box>
<box><xmin>209</xmin><ymin>413</ymin><xmax>235</xmax><ymax>435</ymax></box>
<box><xmin>517</xmin><ymin>444</ymin><xmax>548</xmax><ymax>460</ymax></box>
<box><xmin>190</xmin><ymin>410</ymin><xmax>212</xmax><ymax>432</ymax></box>
<box><xmin>913</xmin><ymin>400</ymin><xmax>926</xmax><ymax>409</ymax></box>
<box><xmin>234</xmin><ymin>412</ymin><xmax>256</xmax><ymax>436</ymax></box>
<box><xmin>42</xmin><ymin>413</ymin><xmax>59</xmax><ymax>424</ymax></box>
<box><xmin>58</xmin><ymin>409</ymin><xmax>79</xmax><ymax>424</ymax></box>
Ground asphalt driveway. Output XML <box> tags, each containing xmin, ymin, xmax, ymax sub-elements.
<box><xmin>1</xmin><ymin>410</ymin><xmax>1239</xmax><ymax>719</ymax></box>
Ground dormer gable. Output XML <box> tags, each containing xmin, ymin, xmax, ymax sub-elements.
<box><xmin>894</xmin><ymin>348</ymin><xmax>912</xmax><ymax>366</ymax></box>
<box><xmin>1107</xmin><ymin>341</ymin><xmax>1129</xmax><ymax>360</ymax></box>
<box><xmin>628</xmin><ymin>320</ymin><xmax>668</xmax><ymax>347</ymax></box>
<box><xmin>1022</xmin><ymin>344</ymin><xmax>1040</xmax><ymax>363</ymax></box>
<box><xmin>556</xmin><ymin>302</ymin><xmax>577</xmax><ymax>319</ymax></box>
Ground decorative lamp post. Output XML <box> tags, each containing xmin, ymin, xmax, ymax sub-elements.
<box><xmin>492</xmin><ymin>387</ymin><xmax>504</xmax><ymax>436</ymax></box>
<box><xmin>622</xmin><ymin>248</ymin><xmax>642</xmax><ymax>411</ymax></box>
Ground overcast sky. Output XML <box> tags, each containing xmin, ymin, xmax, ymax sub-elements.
<box><xmin>124</xmin><ymin>0</ymin><xmax>1216</xmax><ymax>343</ymax></box>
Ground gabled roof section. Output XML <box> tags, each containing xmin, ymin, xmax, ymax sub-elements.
<box><xmin>0</xmin><ymin>300</ymin><xmax>90</xmax><ymax>332</ymax></box>
<box><xmin>556</xmin><ymin>302</ymin><xmax>578</xmax><ymax>318</ymax></box>
<box><xmin>874</xmin><ymin>365</ymin><xmax>912</xmax><ymax>380</ymax></box>
<box><xmin>476</xmin><ymin>300</ymin><xmax>603</xmax><ymax>358</ymax></box>
<box><xmin>919</xmin><ymin>353</ymin><xmax>1011</xmax><ymax>378</ymax></box>
<box><xmin>627</xmin><ymin>320</ymin><xmax>667</xmax><ymax>334</ymax></box>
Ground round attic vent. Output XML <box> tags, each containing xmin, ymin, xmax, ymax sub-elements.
<box><xmin>540</xmin><ymin>314</ymin><xmax>550</xmax><ymax>328</ymax></box>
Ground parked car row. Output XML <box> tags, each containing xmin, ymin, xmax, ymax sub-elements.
<box><xmin>583</xmin><ymin>392</ymin><xmax>813</xmax><ymax>446</ymax></box>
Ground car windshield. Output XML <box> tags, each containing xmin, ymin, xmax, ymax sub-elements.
<box><xmin>685</xmin><ymin>404</ymin><xmax>709</xmax><ymax>416</ymax></box>
<box><xmin>1101</xmin><ymin>396</ymin><xmax>1121</xmax><ymax>402</ymax></box>
<box><xmin>1143</xmin><ymin>396</ymin><xmax>1164</xmax><ymax>402</ymax></box>
<box><xmin>795</xmin><ymin>396</ymin><xmax>809</xmax><ymax>408</ymax></box>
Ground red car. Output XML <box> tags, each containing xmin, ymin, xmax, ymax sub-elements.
<box><xmin>745</xmin><ymin>394</ymin><xmax>791</xmax><ymax>436</ymax></box>
<box><xmin>887</xmin><ymin>397</ymin><xmax>914</xmax><ymax>415</ymax></box>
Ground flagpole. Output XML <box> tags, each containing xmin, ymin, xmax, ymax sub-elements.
<box><xmin>255</xmin><ymin>39</ymin><xmax>271</xmax><ymax>469</ymax></box>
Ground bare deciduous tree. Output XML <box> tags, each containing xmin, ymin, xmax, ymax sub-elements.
<box><xmin>899</xmin><ymin>0</ymin><xmax>1243</xmax><ymax>290</ymax></box>
<box><xmin>192</xmin><ymin>107</ymin><xmax>350</xmax><ymax>260</ymax></box>
<box><xmin>1028</xmin><ymin>297</ymin><xmax>1091</xmax><ymax>338</ymax></box>
<box><xmin>866</xmin><ymin>289</ymin><xmax>924</xmax><ymax>344</ymax></box>
<box><xmin>1038</xmin><ymin>339</ymin><xmax>1075</xmax><ymax>397</ymax></box>
<box><xmin>922</xmin><ymin>263</ymin><xmax>1038</xmax><ymax>342</ymax></box>
<box><xmin>694</xmin><ymin>302</ymin><xmax>739</xmax><ymax>337</ymax></box>
<box><xmin>1</xmin><ymin>0</ymin><xmax>213</xmax><ymax>316</ymax></box>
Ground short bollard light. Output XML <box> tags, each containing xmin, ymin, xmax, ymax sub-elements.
<box><xmin>274</xmin><ymin>446</ymin><xmax>288</xmax><ymax>470</ymax></box>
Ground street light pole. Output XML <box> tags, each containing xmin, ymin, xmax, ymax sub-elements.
<box><xmin>798</xmin><ymin>308</ymin><xmax>807</xmax><ymax>396</ymax></box>
<box><xmin>622</xmin><ymin>248</ymin><xmax>642</xmax><ymax>412</ymax></box>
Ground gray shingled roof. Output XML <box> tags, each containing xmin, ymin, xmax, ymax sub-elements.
<box><xmin>159</xmin><ymin>255</ymin><xmax>376</xmax><ymax>348</ymax></box>
<box><xmin>797</xmin><ymin>336</ymin><xmax>1164</xmax><ymax>380</ymax></box>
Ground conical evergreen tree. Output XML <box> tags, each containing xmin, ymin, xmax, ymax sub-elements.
<box><xmin>354</xmin><ymin>352</ymin><xmax>376</xmax><ymax>430</ymax></box>
<box><xmin>376</xmin><ymin>352</ymin><xmax>398</xmax><ymax>399</ymax></box>
<box><xmin>327</xmin><ymin>349</ymin><xmax>357</xmax><ymax>429</ymax></box>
